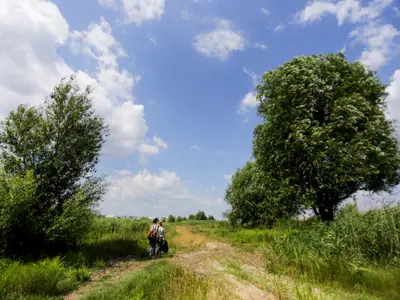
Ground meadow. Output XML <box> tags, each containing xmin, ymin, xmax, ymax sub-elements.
<box><xmin>187</xmin><ymin>205</ymin><xmax>400</xmax><ymax>299</ymax></box>
<box><xmin>1</xmin><ymin>206</ymin><xmax>399</xmax><ymax>299</ymax></box>
<box><xmin>0</xmin><ymin>217</ymin><xmax>158</xmax><ymax>299</ymax></box>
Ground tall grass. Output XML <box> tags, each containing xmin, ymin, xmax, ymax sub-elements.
<box><xmin>83</xmin><ymin>260</ymin><xmax>231</xmax><ymax>300</ymax></box>
<box><xmin>0</xmin><ymin>217</ymin><xmax>157</xmax><ymax>299</ymax></box>
<box><xmin>265</xmin><ymin>205</ymin><xmax>400</xmax><ymax>298</ymax></box>
<box><xmin>0</xmin><ymin>257</ymin><xmax>90</xmax><ymax>299</ymax></box>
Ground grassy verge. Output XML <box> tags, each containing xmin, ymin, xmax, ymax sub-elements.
<box><xmin>0</xmin><ymin>217</ymin><xmax>171</xmax><ymax>299</ymax></box>
<box><xmin>185</xmin><ymin>206</ymin><xmax>400</xmax><ymax>299</ymax></box>
<box><xmin>83</xmin><ymin>260</ymin><xmax>232</xmax><ymax>300</ymax></box>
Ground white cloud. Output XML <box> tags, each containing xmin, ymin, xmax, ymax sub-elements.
<box><xmin>0</xmin><ymin>0</ymin><xmax>165</xmax><ymax>163</ymax></box>
<box><xmin>243</xmin><ymin>67</ymin><xmax>258</xmax><ymax>86</ymax></box>
<box><xmin>181</xmin><ymin>8</ymin><xmax>194</xmax><ymax>21</ymax></box>
<box><xmin>297</xmin><ymin>0</ymin><xmax>393</xmax><ymax>25</ymax></box>
<box><xmin>153</xmin><ymin>135</ymin><xmax>168</xmax><ymax>149</ymax></box>
<box><xmin>260</xmin><ymin>7</ymin><xmax>270</xmax><ymax>16</ymax></box>
<box><xmin>224</xmin><ymin>174</ymin><xmax>232</xmax><ymax>181</ymax></box>
<box><xmin>193</xmin><ymin>20</ymin><xmax>246</xmax><ymax>60</ymax></box>
<box><xmin>296</xmin><ymin>1</ymin><xmax>397</xmax><ymax>70</ymax></box>
<box><xmin>206</xmin><ymin>186</ymin><xmax>217</xmax><ymax>192</ymax></box>
<box><xmin>238</xmin><ymin>92</ymin><xmax>259</xmax><ymax>116</ymax></box>
<box><xmin>190</xmin><ymin>145</ymin><xmax>202</xmax><ymax>150</ymax></box>
<box><xmin>116</xmin><ymin>169</ymin><xmax>132</xmax><ymax>176</ymax></box>
<box><xmin>98</xmin><ymin>0</ymin><xmax>118</xmax><ymax>9</ymax></box>
<box><xmin>102</xmin><ymin>169</ymin><xmax>228</xmax><ymax>217</ymax></box>
<box><xmin>146</xmin><ymin>33</ymin><xmax>157</xmax><ymax>45</ymax></box>
<box><xmin>350</xmin><ymin>22</ymin><xmax>399</xmax><ymax>70</ymax></box>
<box><xmin>98</xmin><ymin>0</ymin><xmax>165</xmax><ymax>25</ymax></box>
<box><xmin>254</xmin><ymin>43</ymin><xmax>268</xmax><ymax>50</ymax></box>
<box><xmin>122</xmin><ymin>0</ymin><xmax>165</xmax><ymax>25</ymax></box>
<box><xmin>387</xmin><ymin>69</ymin><xmax>400</xmax><ymax>121</ymax></box>
<box><xmin>274</xmin><ymin>24</ymin><xmax>285</xmax><ymax>31</ymax></box>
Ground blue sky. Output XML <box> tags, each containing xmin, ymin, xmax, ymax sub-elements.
<box><xmin>1</xmin><ymin>0</ymin><xmax>400</xmax><ymax>218</ymax></box>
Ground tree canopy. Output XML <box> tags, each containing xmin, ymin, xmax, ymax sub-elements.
<box><xmin>253</xmin><ymin>53</ymin><xmax>400</xmax><ymax>221</ymax></box>
<box><xmin>224</xmin><ymin>161</ymin><xmax>298</xmax><ymax>227</ymax></box>
<box><xmin>0</xmin><ymin>76</ymin><xmax>108</xmax><ymax>257</ymax></box>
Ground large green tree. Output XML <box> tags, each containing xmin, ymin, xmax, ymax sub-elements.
<box><xmin>253</xmin><ymin>53</ymin><xmax>400</xmax><ymax>221</ymax></box>
<box><xmin>224</xmin><ymin>161</ymin><xmax>298</xmax><ymax>227</ymax></box>
<box><xmin>0</xmin><ymin>76</ymin><xmax>108</xmax><ymax>256</ymax></box>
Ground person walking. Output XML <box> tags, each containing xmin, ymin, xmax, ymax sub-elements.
<box><xmin>148</xmin><ymin>218</ymin><xmax>159</xmax><ymax>259</ymax></box>
<box><xmin>156</xmin><ymin>222</ymin><xmax>165</xmax><ymax>257</ymax></box>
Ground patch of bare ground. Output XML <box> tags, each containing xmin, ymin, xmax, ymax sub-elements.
<box><xmin>64</xmin><ymin>259</ymin><xmax>151</xmax><ymax>300</ymax></box>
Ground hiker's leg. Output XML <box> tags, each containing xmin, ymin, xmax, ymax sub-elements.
<box><xmin>149</xmin><ymin>240</ymin><xmax>156</xmax><ymax>257</ymax></box>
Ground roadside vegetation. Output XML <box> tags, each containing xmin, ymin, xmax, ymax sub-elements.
<box><xmin>1</xmin><ymin>53</ymin><xmax>399</xmax><ymax>299</ymax></box>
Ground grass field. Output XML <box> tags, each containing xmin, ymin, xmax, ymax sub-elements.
<box><xmin>1</xmin><ymin>206</ymin><xmax>399</xmax><ymax>299</ymax></box>
<box><xmin>0</xmin><ymin>217</ymin><xmax>167</xmax><ymax>299</ymax></box>
<box><xmin>186</xmin><ymin>205</ymin><xmax>400</xmax><ymax>299</ymax></box>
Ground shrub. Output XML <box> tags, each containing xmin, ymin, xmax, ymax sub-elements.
<box><xmin>167</xmin><ymin>215</ymin><xmax>176</xmax><ymax>223</ymax></box>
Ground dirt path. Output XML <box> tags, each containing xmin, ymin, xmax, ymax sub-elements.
<box><xmin>64</xmin><ymin>226</ymin><xmax>354</xmax><ymax>300</ymax></box>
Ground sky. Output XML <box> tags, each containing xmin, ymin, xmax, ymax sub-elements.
<box><xmin>0</xmin><ymin>0</ymin><xmax>400</xmax><ymax>219</ymax></box>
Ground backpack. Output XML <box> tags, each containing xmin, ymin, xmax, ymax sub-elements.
<box><xmin>148</xmin><ymin>225</ymin><xmax>158</xmax><ymax>241</ymax></box>
<box><xmin>161</xmin><ymin>240</ymin><xmax>169</xmax><ymax>254</ymax></box>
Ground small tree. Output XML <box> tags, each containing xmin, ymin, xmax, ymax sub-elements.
<box><xmin>183</xmin><ymin>217</ymin><xmax>187</xmax><ymax>221</ymax></box>
<box><xmin>254</xmin><ymin>53</ymin><xmax>400</xmax><ymax>221</ymax></box>
<box><xmin>167</xmin><ymin>215</ymin><xmax>176</xmax><ymax>223</ymax></box>
<box><xmin>195</xmin><ymin>210</ymin><xmax>207</xmax><ymax>220</ymax></box>
<box><xmin>208</xmin><ymin>215</ymin><xmax>215</xmax><ymax>221</ymax></box>
<box><xmin>188</xmin><ymin>214</ymin><xmax>195</xmax><ymax>220</ymax></box>
<box><xmin>176</xmin><ymin>216</ymin><xmax>183</xmax><ymax>222</ymax></box>
<box><xmin>224</xmin><ymin>161</ymin><xmax>295</xmax><ymax>227</ymax></box>
<box><xmin>0</xmin><ymin>76</ymin><xmax>108</xmax><ymax>256</ymax></box>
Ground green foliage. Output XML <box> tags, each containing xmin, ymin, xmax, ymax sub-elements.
<box><xmin>0</xmin><ymin>76</ymin><xmax>108</xmax><ymax>257</ymax></box>
<box><xmin>176</xmin><ymin>216</ymin><xmax>183</xmax><ymax>222</ymax></box>
<box><xmin>208</xmin><ymin>215</ymin><xmax>215</xmax><ymax>221</ymax></box>
<box><xmin>0</xmin><ymin>170</ymin><xmax>39</xmax><ymax>258</ymax></box>
<box><xmin>253</xmin><ymin>53</ymin><xmax>400</xmax><ymax>221</ymax></box>
<box><xmin>188</xmin><ymin>214</ymin><xmax>195</xmax><ymax>220</ymax></box>
<box><xmin>167</xmin><ymin>215</ymin><xmax>176</xmax><ymax>223</ymax></box>
<box><xmin>195</xmin><ymin>210</ymin><xmax>207</xmax><ymax>220</ymax></box>
<box><xmin>0</xmin><ymin>257</ymin><xmax>89</xmax><ymax>299</ymax></box>
<box><xmin>83</xmin><ymin>260</ymin><xmax>228</xmax><ymax>300</ymax></box>
<box><xmin>182</xmin><ymin>217</ymin><xmax>187</xmax><ymax>221</ymax></box>
<box><xmin>224</xmin><ymin>161</ymin><xmax>297</xmax><ymax>228</ymax></box>
<box><xmin>264</xmin><ymin>206</ymin><xmax>400</xmax><ymax>298</ymax></box>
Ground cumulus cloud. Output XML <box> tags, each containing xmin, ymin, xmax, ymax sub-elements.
<box><xmin>296</xmin><ymin>0</ymin><xmax>393</xmax><ymax>25</ymax></box>
<box><xmin>98</xmin><ymin>0</ymin><xmax>165</xmax><ymax>25</ymax></box>
<box><xmin>193</xmin><ymin>20</ymin><xmax>246</xmax><ymax>60</ymax></box>
<box><xmin>296</xmin><ymin>0</ymin><xmax>397</xmax><ymax>70</ymax></box>
<box><xmin>237</xmin><ymin>92</ymin><xmax>259</xmax><ymax>120</ymax></box>
<box><xmin>349</xmin><ymin>22</ymin><xmax>399</xmax><ymax>70</ymax></box>
<box><xmin>0</xmin><ymin>0</ymin><xmax>166</xmax><ymax>163</ymax></box>
<box><xmin>101</xmin><ymin>169</ymin><xmax>228</xmax><ymax>217</ymax></box>
<box><xmin>387</xmin><ymin>69</ymin><xmax>400</xmax><ymax>121</ymax></box>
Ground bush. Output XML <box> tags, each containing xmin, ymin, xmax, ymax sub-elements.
<box><xmin>167</xmin><ymin>215</ymin><xmax>176</xmax><ymax>223</ymax></box>
<box><xmin>208</xmin><ymin>215</ymin><xmax>215</xmax><ymax>221</ymax></box>
<box><xmin>176</xmin><ymin>216</ymin><xmax>183</xmax><ymax>222</ymax></box>
<box><xmin>188</xmin><ymin>214</ymin><xmax>195</xmax><ymax>220</ymax></box>
<box><xmin>195</xmin><ymin>210</ymin><xmax>207</xmax><ymax>220</ymax></box>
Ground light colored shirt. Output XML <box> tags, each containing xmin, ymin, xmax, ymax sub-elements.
<box><xmin>157</xmin><ymin>226</ymin><xmax>165</xmax><ymax>239</ymax></box>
